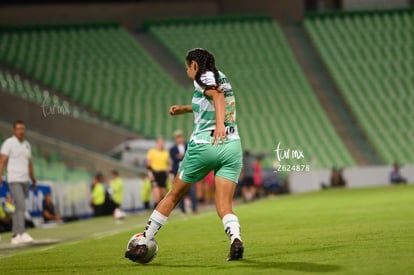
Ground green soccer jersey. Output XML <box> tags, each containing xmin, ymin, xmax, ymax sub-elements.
<box><xmin>190</xmin><ymin>71</ymin><xmax>240</xmax><ymax>144</ymax></box>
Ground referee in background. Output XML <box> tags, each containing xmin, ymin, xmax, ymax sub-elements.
<box><xmin>0</xmin><ymin>120</ymin><xmax>36</xmax><ymax>244</ymax></box>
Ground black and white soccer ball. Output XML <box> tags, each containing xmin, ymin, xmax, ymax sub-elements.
<box><xmin>126</xmin><ymin>233</ymin><xmax>158</xmax><ymax>264</ymax></box>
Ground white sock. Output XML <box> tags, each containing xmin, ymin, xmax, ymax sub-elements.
<box><xmin>222</xmin><ymin>213</ymin><xmax>242</xmax><ymax>243</ymax></box>
<box><xmin>142</xmin><ymin>210</ymin><xmax>168</xmax><ymax>243</ymax></box>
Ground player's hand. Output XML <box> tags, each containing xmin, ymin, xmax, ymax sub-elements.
<box><xmin>212</xmin><ymin>124</ymin><xmax>228</xmax><ymax>146</ymax></box>
<box><xmin>169</xmin><ymin>105</ymin><xmax>182</xmax><ymax>116</ymax></box>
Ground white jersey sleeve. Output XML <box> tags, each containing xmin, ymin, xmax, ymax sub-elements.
<box><xmin>0</xmin><ymin>138</ymin><xmax>12</xmax><ymax>156</ymax></box>
<box><xmin>194</xmin><ymin>71</ymin><xmax>217</xmax><ymax>94</ymax></box>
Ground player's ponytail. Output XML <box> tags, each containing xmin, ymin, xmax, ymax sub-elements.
<box><xmin>186</xmin><ymin>48</ymin><xmax>220</xmax><ymax>89</ymax></box>
<box><xmin>207</xmin><ymin>54</ymin><xmax>220</xmax><ymax>87</ymax></box>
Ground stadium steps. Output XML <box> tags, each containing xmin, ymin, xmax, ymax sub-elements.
<box><xmin>133</xmin><ymin>32</ymin><xmax>189</xmax><ymax>87</ymax></box>
<box><xmin>282</xmin><ymin>23</ymin><xmax>383</xmax><ymax>166</ymax></box>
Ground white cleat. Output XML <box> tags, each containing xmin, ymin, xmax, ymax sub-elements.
<box><xmin>19</xmin><ymin>232</ymin><xmax>34</xmax><ymax>244</ymax></box>
<box><xmin>11</xmin><ymin>234</ymin><xmax>22</xmax><ymax>245</ymax></box>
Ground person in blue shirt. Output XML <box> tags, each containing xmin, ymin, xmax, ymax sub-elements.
<box><xmin>169</xmin><ymin>130</ymin><xmax>197</xmax><ymax>214</ymax></box>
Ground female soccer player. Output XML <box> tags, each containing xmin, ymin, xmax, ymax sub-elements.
<box><xmin>126</xmin><ymin>48</ymin><xmax>244</xmax><ymax>261</ymax></box>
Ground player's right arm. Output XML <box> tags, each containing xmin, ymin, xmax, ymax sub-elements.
<box><xmin>0</xmin><ymin>154</ymin><xmax>8</xmax><ymax>188</ymax></box>
<box><xmin>169</xmin><ymin>105</ymin><xmax>192</xmax><ymax>116</ymax></box>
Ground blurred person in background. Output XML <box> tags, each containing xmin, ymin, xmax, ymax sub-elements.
<box><xmin>253</xmin><ymin>155</ymin><xmax>263</xmax><ymax>198</ymax></box>
<box><xmin>0</xmin><ymin>196</ymin><xmax>12</xmax><ymax>233</ymax></box>
<box><xmin>110</xmin><ymin>170</ymin><xmax>125</xmax><ymax>219</ymax></box>
<box><xmin>240</xmin><ymin>151</ymin><xmax>255</xmax><ymax>202</ymax></box>
<box><xmin>91</xmin><ymin>173</ymin><xmax>106</xmax><ymax>217</ymax></box>
<box><xmin>146</xmin><ymin>137</ymin><xmax>170</xmax><ymax>209</ymax></box>
<box><xmin>196</xmin><ymin>176</ymin><xmax>208</xmax><ymax>205</ymax></box>
<box><xmin>2</xmin><ymin>193</ymin><xmax>34</xmax><ymax>230</ymax></box>
<box><xmin>331</xmin><ymin>167</ymin><xmax>346</xmax><ymax>187</ymax></box>
<box><xmin>323</xmin><ymin>167</ymin><xmax>347</xmax><ymax>189</ymax></box>
<box><xmin>390</xmin><ymin>162</ymin><xmax>407</xmax><ymax>184</ymax></box>
<box><xmin>169</xmin><ymin>130</ymin><xmax>197</xmax><ymax>215</ymax></box>
<box><xmin>0</xmin><ymin>120</ymin><xmax>36</xmax><ymax>244</ymax></box>
<box><xmin>140</xmin><ymin>172</ymin><xmax>152</xmax><ymax>210</ymax></box>
<box><xmin>204</xmin><ymin>170</ymin><xmax>215</xmax><ymax>204</ymax></box>
<box><xmin>42</xmin><ymin>193</ymin><xmax>63</xmax><ymax>223</ymax></box>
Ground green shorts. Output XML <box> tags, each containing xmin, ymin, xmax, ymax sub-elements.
<box><xmin>177</xmin><ymin>139</ymin><xmax>242</xmax><ymax>184</ymax></box>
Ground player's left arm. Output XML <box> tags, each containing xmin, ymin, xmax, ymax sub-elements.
<box><xmin>29</xmin><ymin>159</ymin><xmax>37</xmax><ymax>190</ymax></box>
<box><xmin>205</xmin><ymin>88</ymin><xmax>227</xmax><ymax>145</ymax></box>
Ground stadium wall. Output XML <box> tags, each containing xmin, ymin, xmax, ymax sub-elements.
<box><xmin>290</xmin><ymin>165</ymin><xmax>414</xmax><ymax>193</ymax></box>
<box><xmin>220</xmin><ymin>0</ymin><xmax>303</xmax><ymax>22</ymax></box>
<box><xmin>0</xmin><ymin>2</ymin><xmax>217</xmax><ymax>29</ymax></box>
<box><xmin>0</xmin><ymin>0</ymin><xmax>304</xmax><ymax>29</ymax></box>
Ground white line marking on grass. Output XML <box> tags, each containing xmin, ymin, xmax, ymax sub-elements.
<box><xmin>92</xmin><ymin>227</ymin><xmax>141</xmax><ymax>240</ymax></box>
<box><xmin>37</xmin><ymin>245</ymin><xmax>56</xmax><ymax>252</ymax></box>
<box><xmin>0</xmin><ymin>206</ymin><xmax>218</xmax><ymax>260</ymax></box>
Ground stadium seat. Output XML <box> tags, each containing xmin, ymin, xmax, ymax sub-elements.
<box><xmin>305</xmin><ymin>10</ymin><xmax>414</xmax><ymax>164</ymax></box>
<box><xmin>0</xmin><ymin>20</ymin><xmax>356</xmax><ymax>168</ymax></box>
<box><xmin>0</xmin><ymin>25</ymin><xmax>193</xmax><ymax>138</ymax></box>
<box><xmin>149</xmin><ymin>20</ymin><xmax>356</xmax><ymax>168</ymax></box>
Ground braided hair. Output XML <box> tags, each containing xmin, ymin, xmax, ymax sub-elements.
<box><xmin>186</xmin><ymin>48</ymin><xmax>220</xmax><ymax>90</ymax></box>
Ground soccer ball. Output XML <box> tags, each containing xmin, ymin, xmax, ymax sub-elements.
<box><xmin>126</xmin><ymin>233</ymin><xmax>158</xmax><ymax>264</ymax></box>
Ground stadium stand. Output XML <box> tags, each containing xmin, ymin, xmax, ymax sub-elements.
<box><xmin>0</xmin><ymin>118</ymin><xmax>139</xmax><ymax>182</ymax></box>
<box><xmin>0</xmin><ymin>24</ymin><xmax>192</xmax><ymax>138</ymax></box>
<box><xmin>148</xmin><ymin>18</ymin><xmax>356</xmax><ymax>168</ymax></box>
<box><xmin>0</xmin><ymin>19</ymin><xmax>357</xmax><ymax>168</ymax></box>
<box><xmin>304</xmin><ymin>10</ymin><xmax>414</xmax><ymax>164</ymax></box>
<box><xmin>0</xmin><ymin>66</ymin><xmax>105</xmax><ymax>124</ymax></box>
<box><xmin>3</xmin><ymin>140</ymin><xmax>92</xmax><ymax>182</ymax></box>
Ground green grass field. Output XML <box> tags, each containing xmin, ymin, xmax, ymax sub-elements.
<box><xmin>1</xmin><ymin>185</ymin><xmax>413</xmax><ymax>274</ymax></box>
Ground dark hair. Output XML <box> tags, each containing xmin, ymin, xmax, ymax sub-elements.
<box><xmin>95</xmin><ymin>172</ymin><xmax>103</xmax><ymax>181</ymax></box>
<box><xmin>13</xmin><ymin>120</ymin><xmax>25</xmax><ymax>129</ymax></box>
<box><xmin>186</xmin><ymin>48</ymin><xmax>220</xmax><ymax>89</ymax></box>
<box><xmin>111</xmin><ymin>170</ymin><xmax>119</xmax><ymax>176</ymax></box>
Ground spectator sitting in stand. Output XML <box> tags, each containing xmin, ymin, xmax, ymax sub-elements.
<box><xmin>42</xmin><ymin>193</ymin><xmax>63</xmax><ymax>223</ymax></box>
<box><xmin>322</xmin><ymin>167</ymin><xmax>347</xmax><ymax>189</ymax></box>
<box><xmin>390</xmin><ymin>162</ymin><xmax>407</xmax><ymax>184</ymax></box>
<box><xmin>140</xmin><ymin>172</ymin><xmax>152</xmax><ymax>210</ymax></box>
<box><xmin>3</xmin><ymin>193</ymin><xmax>35</xmax><ymax>229</ymax></box>
<box><xmin>0</xmin><ymin>197</ymin><xmax>12</xmax><ymax>232</ymax></box>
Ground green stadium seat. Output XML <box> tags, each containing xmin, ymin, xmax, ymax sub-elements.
<box><xmin>0</xmin><ymin>20</ymin><xmax>357</xmax><ymax>168</ymax></box>
<box><xmin>149</xmin><ymin>19</ymin><xmax>356</xmax><ymax>168</ymax></box>
<box><xmin>305</xmin><ymin>10</ymin><xmax>414</xmax><ymax>164</ymax></box>
<box><xmin>66</xmin><ymin>168</ymin><xmax>92</xmax><ymax>182</ymax></box>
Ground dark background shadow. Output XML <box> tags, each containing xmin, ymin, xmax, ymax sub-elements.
<box><xmin>153</xmin><ymin>259</ymin><xmax>341</xmax><ymax>273</ymax></box>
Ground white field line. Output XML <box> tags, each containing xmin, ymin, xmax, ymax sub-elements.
<box><xmin>0</xmin><ymin>208</ymin><xmax>217</xmax><ymax>260</ymax></box>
